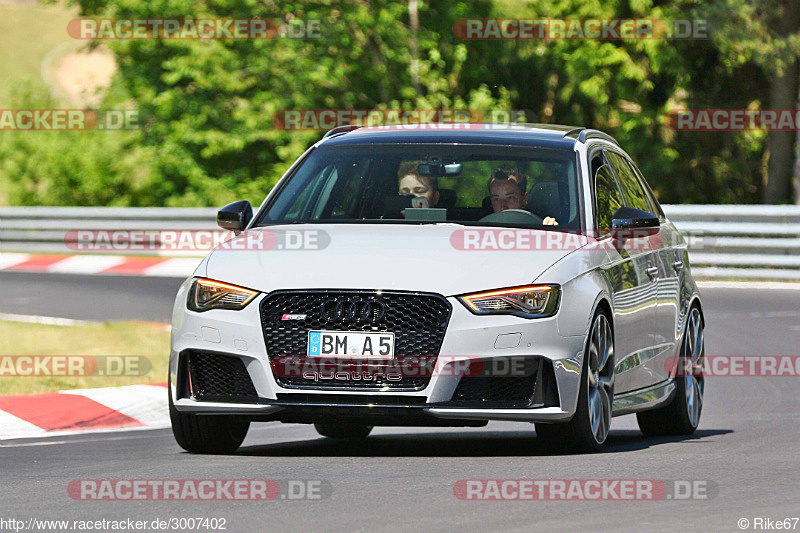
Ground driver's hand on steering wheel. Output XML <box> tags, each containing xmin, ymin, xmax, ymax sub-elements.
<box><xmin>543</xmin><ymin>216</ymin><xmax>558</xmax><ymax>226</ymax></box>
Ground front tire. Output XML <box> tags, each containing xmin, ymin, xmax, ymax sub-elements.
<box><xmin>314</xmin><ymin>422</ymin><xmax>373</xmax><ymax>440</ymax></box>
<box><xmin>169</xmin><ymin>390</ymin><xmax>250</xmax><ymax>454</ymax></box>
<box><xmin>637</xmin><ymin>306</ymin><xmax>704</xmax><ymax>436</ymax></box>
<box><xmin>536</xmin><ymin>310</ymin><xmax>614</xmax><ymax>453</ymax></box>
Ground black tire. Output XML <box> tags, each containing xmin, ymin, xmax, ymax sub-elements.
<box><xmin>169</xmin><ymin>390</ymin><xmax>250</xmax><ymax>454</ymax></box>
<box><xmin>536</xmin><ymin>310</ymin><xmax>614</xmax><ymax>453</ymax></box>
<box><xmin>314</xmin><ymin>422</ymin><xmax>373</xmax><ymax>440</ymax></box>
<box><xmin>637</xmin><ymin>306</ymin><xmax>704</xmax><ymax>436</ymax></box>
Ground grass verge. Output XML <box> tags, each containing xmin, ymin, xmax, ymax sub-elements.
<box><xmin>0</xmin><ymin>319</ymin><xmax>170</xmax><ymax>395</ymax></box>
<box><xmin>0</xmin><ymin>1</ymin><xmax>78</xmax><ymax>205</ymax></box>
<box><xmin>0</xmin><ymin>1</ymin><xmax>77</xmax><ymax>107</ymax></box>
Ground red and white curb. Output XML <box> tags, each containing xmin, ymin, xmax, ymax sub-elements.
<box><xmin>0</xmin><ymin>382</ymin><xmax>170</xmax><ymax>440</ymax></box>
<box><xmin>0</xmin><ymin>253</ymin><xmax>200</xmax><ymax>277</ymax></box>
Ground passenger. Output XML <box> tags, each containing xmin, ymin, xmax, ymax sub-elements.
<box><xmin>398</xmin><ymin>160</ymin><xmax>439</xmax><ymax>208</ymax></box>
<box><xmin>488</xmin><ymin>165</ymin><xmax>558</xmax><ymax>225</ymax></box>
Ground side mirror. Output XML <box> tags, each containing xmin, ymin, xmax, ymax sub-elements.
<box><xmin>611</xmin><ymin>207</ymin><xmax>659</xmax><ymax>238</ymax></box>
<box><xmin>217</xmin><ymin>200</ymin><xmax>253</xmax><ymax>232</ymax></box>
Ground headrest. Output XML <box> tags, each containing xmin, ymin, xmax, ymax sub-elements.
<box><xmin>481</xmin><ymin>195</ymin><xmax>493</xmax><ymax>215</ymax></box>
<box><xmin>437</xmin><ymin>188</ymin><xmax>457</xmax><ymax>209</ymax></box>
<box><xmin>527</xmin><ymin>181</ymin><xmax>562</xmax><ymax>220</ymax></box>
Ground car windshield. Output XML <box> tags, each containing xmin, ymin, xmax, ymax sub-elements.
<box><xmin>257</xmin><ymin>144</ymin><xmax>581</xmax><ymax>229</ymax></box>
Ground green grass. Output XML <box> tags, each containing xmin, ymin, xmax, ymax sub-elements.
<box><xmin>0</xmin><ymin>2</ymin><xmax>77</xmax><ymax>106</ymax></box>
<box><xmin>0</xmin><ymin>1</ymin><xmax>78</xmax><ymax>205</ymax></box>
<box><xmin>0</xmin><ymin>319</ymin><xmax>170</xmax><ymax>395</ymax></box>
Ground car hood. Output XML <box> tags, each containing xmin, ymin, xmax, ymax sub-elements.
<box><xmin>204</xmin><ymin>224</ymin><xmax>587</xmax><ymax>296</ymax></box>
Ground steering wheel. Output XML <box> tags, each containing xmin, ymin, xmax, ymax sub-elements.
<box><xmin>479</xmin><ymin>209</ymin><xmax>544</xmax><ymax>225</ymax></box>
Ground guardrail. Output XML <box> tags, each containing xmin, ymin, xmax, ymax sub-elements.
<box><xmin>0</xmin><ymin>207</ymin><xmax>218</xmax><ymax>256</ymax></box>
<box><xmin>665</xmin><ymin>204</ymin><xmax>800</xmax><ymax>281</ymax></box>
<box><xmin>1</xmin><ymin>205</ymin><xmax>799</xmax><ymax>281</ymax></box>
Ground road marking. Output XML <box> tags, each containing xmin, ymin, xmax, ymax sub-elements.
<box><xmin>47</xmin><ymin>254</ymin><xmax>125</xmax><ymax>274</ymax></box>
<box><xmin>141</xmin><ymin>258</ymin><xmax>199</xmax><ymax>277</ymax></box>
<box><xmin>0</xmin><ymin>312</ymin><xmax>98</xmax><ymax>326</ymax></box>
<box><xmin>0</xmin><ymin>410</ymin><xmax>46</xmax><ymax>440</ymax></box>
<box><xmin>0</xmin><ymin>430</ymin><xmax>171</xmax><ymax>448</ymax></box>
<box><xmin>61</xmin><ymin>384</ymin><xmax>170</xmax><ymax>428</ymax></box>
<box><xmin>0</xmin><ymin>253</ymin><xmax>199</xmax><ymax>278</ymax></box>
<box><xmin>0</xmin><ymin>422</ymin><xmax>288</xmax><ymax>447</ymax></box>
<box><xmin>0</xmin><ymin>392</ymin><xmax>144</xmax><ymax>432</ymax></box>
<box><xmin>4</xmin><ymin>255</ymin><xmax>68</xmax><ymax>271</ymax></box>
<box><xmin>697</xmin><ymin>281</ymin><xmax>800</xmax><ymax>290</ymax></box>
<box><xmin>0</xmin><ymin>253</ymin><xmax>30</xmax><ymax>269</ymax></box>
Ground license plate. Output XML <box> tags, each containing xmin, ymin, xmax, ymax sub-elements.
<box><xmin>307</xmin><ymin>330</ymin><xmax>394</xmax><ymax>358</ymax></box>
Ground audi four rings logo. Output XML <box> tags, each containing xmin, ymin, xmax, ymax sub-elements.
<box><xmin>321</xmin><ymin>299</ymin><xmax>386</xmax><ymax>323</ymax></box>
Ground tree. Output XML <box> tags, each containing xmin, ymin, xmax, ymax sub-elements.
<box><xmin>70</xmin><ymin>0</ymin><xmax>505</xmax><ymax>206</ymax></box>
<box><xmin>12</xmin><ymin>0</ymin><xmax>796</xmax><ymax>206</ymax></box>
<box><xmin>702</xmin><ymin>0</ymin><xmax>800</xmax><ymax>203</ymax></box>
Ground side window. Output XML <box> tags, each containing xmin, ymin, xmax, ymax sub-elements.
<box><xmin>628</xmin><ymin>160</ymin><xmax>665</xmax><ymax>219</ymax></box>
<box><xmin>284</xmin><ymin>165</ymin><xmax>337</xmax><ymax>220</ymax></box>
<box><xmin>320</xmin><ymin>167</ymin><xmax>365</xmax><ymax>218</ymax></box>
<box><xmin>605</xmin><ymin>151</ymin><xmax>650</xmax><ymax>212</ymax></box>
<box><xmin>590</xmin><ymin>154</ymin><xmax>604</xmax><ymax>180</ymax></box>
<box><xmin>594</xmin><ymin>164</ymin><xmax>624</xmax><ymax>235</ymax></box>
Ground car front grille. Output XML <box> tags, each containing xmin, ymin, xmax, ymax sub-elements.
<box><xmin>260</xmin><ymin>290</ymin><xmax>451</xmax><ymax>390</ymax></box>
<box><xmin>186</xmin><ymin>351</ymin><xmax>259</xmax><ymax>402</ymax></box>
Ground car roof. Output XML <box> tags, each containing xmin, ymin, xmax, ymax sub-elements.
<box><xmin>319</xmin><ymin>123</ymin><xmax>584</xmax><ymax>150</ymax></box>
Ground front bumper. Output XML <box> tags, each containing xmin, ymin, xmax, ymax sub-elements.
<box><xmin>169</xmin><ymin>284</ymin><xmax>588</xmax><ymax>424</ymax></box>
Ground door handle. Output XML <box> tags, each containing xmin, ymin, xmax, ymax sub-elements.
<box><xmin>646</xmin><ymin>266</ymin><xmax>659</xmax><ymax>280</ymax></box>
<box><xmin>672</xmin><ymin>260</ymin><xmax>684</xmax><ymax>272</ymax></box>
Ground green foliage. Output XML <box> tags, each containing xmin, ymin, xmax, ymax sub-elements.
<box><xmin>2</xmin><ymin>0</ymin><xmax>795</xmax><ymax>206</ymax></box>
<box><xmin>63</xmin><ymin>0</ymin><xmax>506</xmax><ymax>207</ymax></box>
<box><xmin>0</xmin><ymin>84</ymin><xmax>154</xmax><ymax>206</ymax></box>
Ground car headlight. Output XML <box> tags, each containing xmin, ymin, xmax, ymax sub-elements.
<box><xmin>187</xmin><ymin>278</ymin><xmax>258</xmax><ymax>312</ymax></box>
<box><xmin>458</xmin><ymin>285</ymin><xmax>560</xmax><ymax>318</ymax></box>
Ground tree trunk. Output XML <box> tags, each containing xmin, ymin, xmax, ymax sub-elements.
<box><xmin>764</xmin><ymin>60</ymin><xmax>799</xmax><ymax>203</ymax></box>
<box><xmin>795</xmin><ymin>97</ymin><xmax>800</xmax><ymax>205</ymax></box>
<box><xmin>764</xmin><ymin>0</ymin><xmax>800</xmax><ymax>204</ymax></box>
<box><xmin>409</xmin><ymin>0</ymin><xmax>420</xmax><ymax>95</ymax></box>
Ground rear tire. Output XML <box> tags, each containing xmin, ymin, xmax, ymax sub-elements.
<box><xmin>169</xmin><ymin>390</ymin><xmax>250</xmax><ymax>454</ymax></box>
<box><xmin>536</xmin><ymin>310</ymin><xmax>614</xmax><ymax>453</ymax></box>
<box><xmin>637</xmin><ymin>306</ymin><xmax>704</xmax><ymax>436</ymax></box>
<box><xmin>314</xmin><ymin>422</ymin><xmax>373</xmax><ymax>440</ymax></box>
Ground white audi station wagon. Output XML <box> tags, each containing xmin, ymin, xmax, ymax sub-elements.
<box><xmin>168</xmin><ymin>124</ymin><xmax>705</xmax><ymax>453</ymax></box>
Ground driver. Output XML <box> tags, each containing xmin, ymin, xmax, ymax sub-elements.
<box><xmin>398</xmin><ymin>160</ymin><xmax>439</xmax><ymax>208</ymax></box>
<box><xmin>488</xmin><ymin>165</ymin><xmax>558</xmax><ymax>225</ymax></box>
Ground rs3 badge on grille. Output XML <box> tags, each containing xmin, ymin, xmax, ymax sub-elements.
<box><xmin>307</xmin><ymin>330</ymin><xmax>394</xmax><ymax>358</ymax></box>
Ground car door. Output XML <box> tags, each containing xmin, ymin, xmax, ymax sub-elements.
<box><xmin>604</xmin><ymin>150</ymin><xmax>664</xmax><ymax>391</ymax></box>
<box><xmin>592</xmin><ymin>150</ymin><xmax>657</xmax><ymax>394</ymax></box>
<box><xmin>628</xmin><ymin>158</ymin><xmax>684</xmax><ymax>380</ymax></box>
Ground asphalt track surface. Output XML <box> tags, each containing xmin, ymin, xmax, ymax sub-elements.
<box><xmin>0</xmin><ymin>272</ymin><xmax>184</xmax><ymax>323</ymax></box>
<box><xmin>1</xmin><ymin>273</ymin><xmax>799</xmax><ymax>531</ymax></box>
